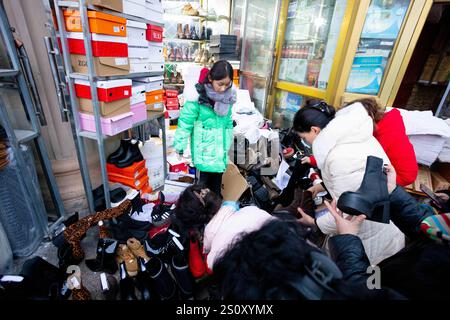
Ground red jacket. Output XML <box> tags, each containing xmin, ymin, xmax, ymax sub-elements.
<box><xmin>309</xmin><ymin>108</ymin><xmax>417</xmax><ymax>186</ymax></box>
<box><xmin>374</xmin><ymin>108</ymin><xmax>418</xmax><ymax>186</ymax></box>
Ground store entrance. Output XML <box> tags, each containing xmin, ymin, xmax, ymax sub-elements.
<box><xmin>393</xmin><ymin>2</ymin><xmax>450</xmax><ymax>118</ymax></box>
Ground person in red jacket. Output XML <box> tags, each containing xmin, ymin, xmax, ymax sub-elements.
<box><xmin>303</xmin><ymin>98</ymin><xmax>418</xmax><ymax>188</ymax></box>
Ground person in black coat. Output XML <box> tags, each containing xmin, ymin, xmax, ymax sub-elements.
<box><xmin>212</xmin><ymin>165</ymin><xmax>450</xmax><ymax>300</ymax></box>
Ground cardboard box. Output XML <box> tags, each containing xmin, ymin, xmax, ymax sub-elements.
<box><xmin>221</xmin><ymin>163</ymin><xmax>248</xmax><ymax>201</ymax></box>
<box><xmin>146</xmin><ymin>102</ymin><xmax>164</xmax><ymax>111</ymax></box>
<box><xmin>78</xmin><ymin>97</ymin><xmax>131</xmax><ymax>117</ymax></box>
<box><xmin>64</xmin><ymin>9</ymin><xmax>126</xmax><ymax>36</ymax></box>
<box><xmin>123</xmin><ymin>0</ymin><xmax>147</xmax><ymax>19</ymax></box>
<box><xmin>76</xmin><ymin>0</ymin><xmax>123</xmax><ymax>12</ymax></box>
<box><xmin>71</xmin><ymin>54</ymin><xmax>130</xmax><ymax>76</ymax></box>
<box><xmin>431</xmin><ymin>171</ymin><xmax>450</xmax><ymax>191</ymax></box>
<box><xmin>75</xmin><ymin>79</ymin><xmax>132</xmax><ymax>102</ymax></box>
<box><xmin>127</xmin><ymin>20</ymin><xmax>148</xmax><ymax>47</ymax></box>
<box><xmin>406</xmin><ymin>165</ymin><xmax>433</xmax><ymax>195</ymax></box>
<box><xmin>146</xmin><ymin>89</ymin><xmax>164</xmax><ymax>104</ymax></box>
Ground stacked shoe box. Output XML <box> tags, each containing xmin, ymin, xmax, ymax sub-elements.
<box><xmin>135</xmin><ymin>76</ymin><xmax>164</xmax><ymax>112</ymax></box>
<box><xmin>146</xmin><ymin>23</ymin><xmax>164</xmax><ymax>73</ymax></box>
<box><xmin>64</xmin><ymin>9</ymin><xmax>130</xmax><ymax>76</ymax></box>
<box><xmin>164</xmin><ymin>89</ymin><xmax>179</xmax><ymax>120</ymax></box>
<box><xmin>141</xmin><ymin>138</ymin><xmax>165</xmax><ymax>191</ymax></box>
<box><xmin>75</xmin><ymin>79</ymin><xmax>135</xmax><ymax>135</ymax></box>
<box><xmin>107</xmin><ymin>160</ymin><xmax>152</xmax><ymax>193</ymax></box>
<box><xmin>127</xmin><ymin>20</ymin><xmax>151</xmax><ymax>73</ymax></box>
<box><xmin>209</xmin><ymin>35</ymin><xmax>238</xmax><ymax>61</ymax></box>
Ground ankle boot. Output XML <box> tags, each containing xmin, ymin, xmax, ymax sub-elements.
<box><xmin>273</xmin><ymin>187</ymin><xmax>314</xmax><ymax>218</ymax></box>
<box><xmin>107</xmin><ymin>139</ymin><xmax>131</xmax><ymax>164</ymax></box>
<box><xmin>63</xmin><ymin>200</ymin><xmax>131</xmax><ymax>263</ymax></box>
<box><xmin>98</xmin><ymin>220</ymin><xmax>112</xmax><ymax>239</ymax></box>
<box><xmin>135</xmin><ymin>257</ymin><xmax>158</xmax><ymax>300</ymax></box>
<box><xmin>200</xmin><ymin>26</ymin><xmax>206</xmax><ymax>40</ymax></box>
<box><xmin>337</xmin><ymin>156</ymin><xmax>390</xmax><ymax>223</ymax></box>
<box><xmin>145</xmin><ymin>257</ymin><xmax>177</xmax><ymax>300</ymax></box>
<box><xmin>190</xmin><ymin>26</ymin><xmax>199</xmax><ymax>40</ymax></box>
<box><xmin>85</xmin><ymin>238</ymin><xmax>118</xmax><ymax>274</ymax></box>
<box><xmin>114</xmin><ymin>140</ymin><xmax>144</xmax><ymax>168</ymax></box>
<box><xmin>67</xmin><ymin>273</ymin><xmax>91</xmax><ymax>300</ymax></box>
<box><xmin>171</xmin><ymin>253</ymin><xmax>194</xmax><ymax>299</ymax></box>
<box><xmin>119</xmin><ymin>262</ymin><xmax>138</xmax><ymax>300</ymax></box>
<box><xmin>176</xmin><ymin>23</ymin><xmax>183</xmax><ymax>39</ymax></box>
<box><xmin>184</xmin><ymin>24</ymin><xmax>191</xmax><ymax>39</ymax></box>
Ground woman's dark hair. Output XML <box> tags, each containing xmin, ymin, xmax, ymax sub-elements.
<box><xmin>205</xmin><ymin>60</ymin><xmax>234</xmax><ymax>84</ymax></box>
<box><xmin>344</xmin><ymin>98</ymin><xmax>385</xmax><ymax>123</ymax></box>
<box><xmin>173</xmin><ymin>184</ymin><xmax>222</xmax><ymax>233</ymax></box>
<box><xmin>293</xmin><ymin>99</ymin><xmax>336</xmax><ymax>133</ymax></box>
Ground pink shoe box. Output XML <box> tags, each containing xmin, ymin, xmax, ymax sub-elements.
<box><xmin>79</xmin><ymin>112</ymin><xmax>133</xmax><ymax>136</ymax></box>
<box><xmin>131</xmin><ymin>101</ymin><xmax>147</xmax><ymax>124</ymax></box>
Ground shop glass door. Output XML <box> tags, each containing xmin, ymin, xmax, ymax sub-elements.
<box><xmin>238</xmin><ymin>0</ymin><xmax>280</xmax><ymax>114</ymax></box>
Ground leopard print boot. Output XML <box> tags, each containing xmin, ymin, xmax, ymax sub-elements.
<box><xmin>64</xmin><ymin>200</ymin><xmax>131</xmax><ymax>262</ymax></box>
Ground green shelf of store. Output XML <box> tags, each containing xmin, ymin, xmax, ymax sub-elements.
<box><xmin>78</xmin><ymin>110</ymin><xmax>165</xmax><ymax>140</ymax></box>
<box><xmin>69</xmin><ymin>71</ymin><xmax>164</xmax><ymax>81</ymax></box>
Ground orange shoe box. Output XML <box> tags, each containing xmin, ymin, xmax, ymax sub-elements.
<box><xmin>63</xmin><ymin>9</ymin><xmax>126</xmax><ymax>37</ymax></box>
<box><xmin>107</xmin><ymin>160</ymin><xmax>146</xmax><ymax>178</ymax></box>
<box><xmin>108</xmin><ymin>170</ymin><xmax>149</xmax><ymax>190</ymax></box>
<box><xmin>145</xmin><ymin>89</ymin><xmax>164</xmax><ymax>105</ymax></box>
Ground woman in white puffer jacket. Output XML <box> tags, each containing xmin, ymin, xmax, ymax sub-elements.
<box><xmin>293</xmin><ymin>100</ymin><xmax>405</xmax><ymax>265</ymax></box>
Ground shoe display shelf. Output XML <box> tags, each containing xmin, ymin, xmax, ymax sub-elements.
<box><xmin>54</xmin><ymin>0</ymin><xmax>168</xmax><ymax>212</ymax></box>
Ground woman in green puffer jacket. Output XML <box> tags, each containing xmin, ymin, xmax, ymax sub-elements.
<box><xmin>174</xmin><ymin>61</ymin><xmax>236</xmax><ymax>196</ymax></box>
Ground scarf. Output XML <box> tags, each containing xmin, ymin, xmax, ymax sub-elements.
<box><xmin>195</xmin><ymin>82</ymin><xmax>237</xmax><ymax>116</ymax></box>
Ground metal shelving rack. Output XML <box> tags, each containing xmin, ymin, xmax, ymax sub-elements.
<box><xmin>53</xmin><ymin>0</ymin><xmax>167</xmax><ymax>212</ymax></box>
<box><xmin>0</xmin><ymin>0</ymin><xmax>66</xmax><ymax>237</ymax></box>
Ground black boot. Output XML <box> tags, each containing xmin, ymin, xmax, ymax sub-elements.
<box><xmin>337</xmin><ymin>156</ymin><xmax>390</xmax><ymax>223</ymax></box>
<box><xmin>171</xmin><ymin>253</ymin><xmax>194</xmax><ymax>300</ymax></box>
<box><xmin>85</xmin><ymin>238</ymin><xmax>118</xmax><ymax>274</ymax></box>
<box><xmin>114</xmin><ymin>140</ymin><xmax>144</xmax><ymax>168</ymax></box>
<box><xmin>145</xmin><ymin>257</ymin><xmax>177</xmax><ymax>300</ymax></box>
<box><xmin>119</xmin><ymin>262</ymin><xmax>138</xmax><ymax>300</ymax></box>
<box><xmin>135</xmin><ymin>257</ymin><xmax>158</xmax><ymax>300</ymax></box>
<box><xmin>200</xmin><ymin>26</ymin><xmax>206</xmax><ymax>40</ymax></box>
<box><xmin>100</xmin><ymin>272</ymin><xmax>118</xmax><ymax>300</ymax></box>
<box><xmin>190</xmin><ymin>26</ymin><xmax>199</xmax><ymax>40</ymax></box>
<box><xmin>107</xmin><ymin>138</ymin><xmax>131</xmax><ymax>164</ymax></box>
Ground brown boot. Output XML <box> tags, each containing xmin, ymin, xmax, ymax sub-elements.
<box><xmin>127</xmin><ymin>238</ymin><xmax>150</xmax><ymax>262</ymax></box>
<box><xmin>273</xmin><ymin>187</ymin><xmax>314</xmax><ymax>219</ymax></box>
<box><xmin>64</xmin><ymin>200</ymin><xmax>131</xmax><ymax>262</ymax></box>
<box><xmin>176</xmin><ymin>23</ymin><xmax>183</xmax><ymax>39</ymax></box>
<box><xmin>116</xmin><ymin>244</ymin><xmax>138</xmax><ymax>277</ymax></box>
<box><xmin>184</xmin><ymin>24</ymin><xmax>191</xmax><ymax>39</ymax></box>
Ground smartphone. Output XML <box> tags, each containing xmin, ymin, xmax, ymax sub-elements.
<box><xmin>420</xmin><ymin>183</ymin><xmax>445</xmax><ymax>209</ymax></box>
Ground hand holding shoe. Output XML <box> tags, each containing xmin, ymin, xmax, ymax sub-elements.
<box><xmin>297</xmin><ymin>207</ymin><xmax>316</xmax><ymax>227</ymax></box>
<box><xmin>325</xmin><ymin>200</ymin><xmax>365</xmax><ymax>236</ymax></box>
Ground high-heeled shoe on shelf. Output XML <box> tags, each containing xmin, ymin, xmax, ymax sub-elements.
<box><xmin>337</xmin><ymin>156</ymin><xmax>390</xmax><ymax>223</ymax></box>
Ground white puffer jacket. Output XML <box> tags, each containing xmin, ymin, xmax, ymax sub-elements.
<box><xmin>313</xmin><ymin>102</ymin><xmax>405</xmax><ymax>265</ymax></box>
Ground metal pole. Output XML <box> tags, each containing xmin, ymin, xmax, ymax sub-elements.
<box><xmin>0</xmin><ymin>0</ymin><xmax>65</xmax><ymax>221</ymax></box>
<box><xmin>158</xmin><ymin>114</ymin><xmax>168</xmax><ymax>182</ymax></box>
<box><xmin>435</xmin><ymin>81</ymin><xmax>450</xmax><ymax>118</ymax></box>
<box><xmin>79</xmin><ymin>0</ymin><xmax>111</xmax><ymax>208</ymax></box>
<box><xmin>53</xmin><ymin>0</ymin><xmax>95</xmax><ymax>212</ymax></box>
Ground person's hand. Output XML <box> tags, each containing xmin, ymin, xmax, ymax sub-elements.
<box><xmin>297</xmin><ymin>207</ymin><xmax>316</xmax><ymax>227</ymax></box>
<box><xmin>301</xmin><ymin>156</ymin><xmax>311</xmax><ymax>165</ymax></box>
<box><xmin>383</xmin><ymin>164</ymin><xmax>397</xmax><ymax>194</ymax></box>
<box><xmin>308</xmin><ymin>183</ymin><xmax>325</xmax><ymax>198</ymax></box>
<box><xmin>325</xmin><ymin>200</ymin><xmax>366</xmax><ymax>236</ymax></box>
<box><xmin>436</xmin><ymin>193</ymin><xmax>450</xmax><ymax>202</ymax></box>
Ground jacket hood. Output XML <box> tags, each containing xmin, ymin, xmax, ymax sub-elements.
<box><xmin>374</xmin><ymin>108</ymin><xmax>405</xmax><ymax>138</ymax></box>
<box><xmin>313</xmin><ymin>102</ymin><xmax>374</xmax><ymax>169</ymax></box>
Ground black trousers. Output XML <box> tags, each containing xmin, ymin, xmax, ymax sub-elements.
<box><xmin>199</xmin><ymin>171</ymin><xmax>223</xmax><ymax>197</ymax></box>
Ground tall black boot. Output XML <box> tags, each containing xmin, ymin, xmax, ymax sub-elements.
<box><xmin>85</xmin><ymin>238</ymin><xmax>118</xmax><ymax>274</ymax></box>
<box><xmin>337</xmin><ymin>156</ymin><xmax>390</xmax><ymax>223</ymax></box>
<box><xmin>145</xmin><ymin>257</ymin><xmax>177</xmax><ymax>300</ymax></box>
<box><xmin>171</xmin><ymin>253</ymin><xmax>194</xmax><ymax>300</ymax></box>
<box><xmin>135</xmin><ymin>257</ymin><xmax>158</xmax><ymax>300</ymax></box>
<box><xmin>114</xmin><ymin>140</ymin><xmax>144</xmax><ymax>168</ymax></box>
<box><xmin>119</xmin><ymin>262</ymin><xmax>138</xmax><ymax>301</ymax></box>
<box><xmin>107</xmin><ymin>138</ymin><xmax>131</xmax><ymax>164</ymax></box>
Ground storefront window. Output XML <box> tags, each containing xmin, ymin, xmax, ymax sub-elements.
<box><xmin>272</xmin><ymin>89</ymin><xmax>304</xmax><ymax>129</ymax></box>
<box><xmin>278</xmin><ymin>0</ymin><xmax>348</xmax><ymax>89</ymax></box>
<box><xmin>345</xmin><ymin>0</ymin><xmax>411</xmax><ymax>95</ymax></box>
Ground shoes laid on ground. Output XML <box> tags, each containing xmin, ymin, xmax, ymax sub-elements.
<box><xmin>116</xmin><ymin>244</ymin><xmax>138</xmax><ymax>277</ymax></box>
<box><xmin>85</xmin><ymin>238</ymin><xmax>118</xmax><ymax>274</ymax></box>
<box><xmin>127</xmin><ymin>237</ymin><xmax>151</xmax><ymax>262</ymax></box>
<box><xmin>118</xmin><ymin>261</ymin><xmax>138</xmax><ymax>300</ymax></box>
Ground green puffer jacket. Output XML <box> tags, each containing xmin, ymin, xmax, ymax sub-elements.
<box><xmin>174</xmin><ymin>100</ymin><xmax>233</xmax><ymax>173</ymax></box>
